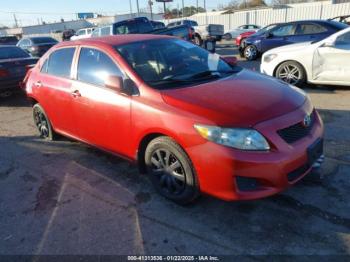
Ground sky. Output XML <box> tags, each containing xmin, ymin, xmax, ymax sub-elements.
<box><xmin>0</xmin><ymin>0</ymin><xmax>235</xmax><ymax>27</ymax></box>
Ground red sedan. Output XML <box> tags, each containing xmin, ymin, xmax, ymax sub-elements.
<box><xmin>24</xmin><ymin>35</ymin><xmax>324</xmax><ymax>204</ymax></box>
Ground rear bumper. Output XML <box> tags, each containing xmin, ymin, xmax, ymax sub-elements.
<box><xmin>187</xmin><ymin>102</ymin><xmax>324</xmax><ymax>201</ymax></box>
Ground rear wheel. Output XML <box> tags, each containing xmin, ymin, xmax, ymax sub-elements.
<box><xmin>275</xmin><ymin>61</ymin><xmax>306</xmax><ymax>86</ymax></box>
<box><xmin>244</xmin><ymin>45</ymin><xmax>258</xmax><ymax>61</ymax></box>
<box><xmin>223</xmin><ymin>33</ymin><xmax>232</xmax><ymax>40</ymax></box>
<box><xmin>33</xmin><ymin>103</ymin><xmax>56</xmax><ymax>140</ymax></box>
<box><xmin>145</xmin><ymin>136</ymin><xmax>199</xmax><ymax>205</ymax></box>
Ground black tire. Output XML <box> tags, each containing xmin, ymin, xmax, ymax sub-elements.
<box><xmin>145</xmin><ymin>136</ymin><xmax>200</xmax><ymax>205</ymax></box>
<box><xmin>240</xmin><ymin>38</ymin><xmax>247</xmax><ymax>49</ymax></box>
<box><xmin>244</xmin><ymin>45</ymin><xmax>258</xmax><ymax>61</ymax></box>
<box><xmin>223</xmin><ymin>33</ymin><xmax>232</xmax><ymax>40</ymax></box>
<box><xmin>275</xmin><ymin>61</ymin><xmax>306</xmax><ymax>87</ymax></box>
<box><xmin>194</xmin><ymin>35</ymin><xmax>203</xmax><ymax>46</ymax></box>
<box><xmin>32</xmin><ymin>103</ymin><xmax>57</xmax><ymax>141</ymax></box>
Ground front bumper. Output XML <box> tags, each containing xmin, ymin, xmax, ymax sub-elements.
<box><xmin>260</xmin><ymin>60</ymin><xmax>277</xmax><ymax>77</ymax></box>
<box><xmin>187</xmin><ymin>101</ymin><xmax>324</xmax><ymax>201</ymax></box>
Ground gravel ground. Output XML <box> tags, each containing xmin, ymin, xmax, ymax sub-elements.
<box><xmin>0</xmin><ymin>45</ymin><xmax>349</xmax><ymax>257</ymax></box>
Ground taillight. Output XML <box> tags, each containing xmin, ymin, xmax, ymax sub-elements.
<box><xmin>0</xmin><ymin>68</ymin><xmax>9</xmax><ymax>78</ymax></box>
<box><xmin>188</xmin><ymin>27</ymin><xmax>194</xmax><ymax>40</ymax></box>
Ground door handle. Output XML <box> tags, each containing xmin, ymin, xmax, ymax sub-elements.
<box><xmin>71</xmin><ymin>90</ymin><xmax>81</xmax><ymax>98</ymax></box>
<box><xmin>34</xmin><ymin>81</ymin><xmax>42</xmax><ymax>88</ymax></box>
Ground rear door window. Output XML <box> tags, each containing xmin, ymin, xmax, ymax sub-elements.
<box><xmin>296</xmin><ymin>23</ymin><xmax>327</xmax><ymax>35</ymax></box>
<box><xmin>47</xmin><ymin>48</ymin><xmax>75</xmax><ymax>78</ymax></box>
<box><xmin>77</xmin><ymin>48</ymin><xmax>123</xmax><ymax>87</ymax></box>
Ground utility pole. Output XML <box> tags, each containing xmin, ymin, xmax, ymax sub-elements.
<box><xmin>148</xmin><ymin>0</ymin><xmax>153</xmax><ymax>20</ymax></box>
<box><xmin>136</xmin><ymin>0</ymin><xmax>140</xmax><ymax>17</ymax></box>
<box><xmin>182</xmin><ymin>0</ymin><xmax>185</xmax><ymax>17</ymax></box>
<box><xmin>196</xmin><ymin>0</ymin><xmax>199</xmax><ymax>13</ymax></box>
<box><xmin>129</xmin><ymin>0</ymin><xmax>133</xmax><ymax>17</ymax></box>
<box><xmin>163</xmin><ymin>2</ymin><xmax>166</xmax><ymax>17</ymax></box>
<box><xmin>204</xmin><ymin>0</ymin><xmax>208</xmax><ymax>24</ymax></box>
<box><xmin>13</xmin><ymin>14</ymin><xmax>18</xmax><ymax>28</ymax></box>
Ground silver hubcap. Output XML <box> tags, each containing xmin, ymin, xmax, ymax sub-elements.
<box><xmin>278</xmin><ymin>64</ymin><xmax>301</xmax><ymax>85</ymax></box>
<box><xmin>34</xmin><ymin>108</ymin><xmax>49</xmax><ymax>138</ymax></box>
<box><xmin>245</xmin><ymin>46</ymin><xmax>256</xmax><ymax>59</ymax></box>
<box><xmin>150</xmin><ymin>149</ymin><xmax>186</xmax><ymax>195</ymax></box>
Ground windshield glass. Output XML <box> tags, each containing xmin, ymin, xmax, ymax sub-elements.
<box><xmin>256</xmin><ymin>24</ymin><xmax>277</xmax><ymax>35</ymax></box>
<box><xmin>31</xmin><ymin>37</ymin><xmax>58</xmax><ymax>44</ymax></box>
<box><xmin>115</xmin><ymin>39</ymin><xmax>240</xmax><ymax>89</ymax></box>
<box><xmin>0</xmin><ymin>46</ymin><xmax>30</xmax><ymax>59</ymax></box>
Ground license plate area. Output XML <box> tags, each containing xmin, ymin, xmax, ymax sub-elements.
<box><xmin>307</xmin><ymin>138</ymin><xmax>323</xmax><ymax>166</ymax></box>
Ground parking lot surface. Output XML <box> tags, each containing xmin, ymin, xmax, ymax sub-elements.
<box><xmin>0</xmin><ymin>45</ymin><xmax>350</xmax><ymax>256</ymax></box>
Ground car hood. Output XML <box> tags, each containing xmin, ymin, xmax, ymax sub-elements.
<box><xmin>161</xmin><ymin>69</ymin><xmax>306</xmax><ymax>127</ymax></box>
<box><xmin>265</xmin><ymin>41</ymin><xmax>313</xmax><ymax>54</ymax></box>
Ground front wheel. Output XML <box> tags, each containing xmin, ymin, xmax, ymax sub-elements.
<box><xmin>275</xmin><ymin>61</ymin><xmax>306</xmax><ymax>86</ymax></box>
<box><xmin>145</xmin><ymin>137</ymin><xmax>199</xmax><ymax>205</ymax></box>
<box><xmin>244</xmin><ymin>45</ymin><xmax>258</xmax><ymax>61</ymax></box>
<box><xmin>33</xmin><ymin>103</ymin><xmax>57</xmax><ymax>140</ymax></box>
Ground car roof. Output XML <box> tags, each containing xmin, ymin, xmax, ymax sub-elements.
<box><xmin>58</xmin><ymin>34</ymin><xmax>173</xmax><ymax>47</ymax></box>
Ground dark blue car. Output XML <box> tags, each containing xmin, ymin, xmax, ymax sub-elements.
<box><xmin>0</xmin><ymin>46</ymin><xmax>38</xmax><ymax>97</ymax></box>
<box><xmin>244</xmin><ymin>20</ymin><xmax>348</xmax><ymax>60</ymax></box>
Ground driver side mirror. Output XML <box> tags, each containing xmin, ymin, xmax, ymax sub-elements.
<box><xmin>265</xmin><ymin>32</ymin><xmax>273</xmax><ymax>38</ymax></box>
<box><xmin>221</xmin><ymin>56</ymin><xmax>237</xmax><ymax>66</ymax></box>
<box><xmin>105</xmin><ymin>75</ymin><xmax>123</xmax><ymax>92</ymax></box>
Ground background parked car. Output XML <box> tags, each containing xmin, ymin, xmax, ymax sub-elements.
<box><xmin>150</xmin><ymin>21</ymin><xmax>165</xmax><ymax>30</ymax></box>
<box><xmin>17</xmin><ymin>37</ymin><xmax>58</xmax><ymax>57</ymax></box>
<box><xmin>0</xmin><ymin>46</ymin><xmax>38</xmax><ymax>96</ymax></box>
<box><xmin>223</xmin><ymin>24</ymin><xmax>260</xmax><ymax>40</ymax></box>
<box><xmin>261</xmin><ymin>27</ymin><xmax>350</xmax><ymax>86</ymax></box>
<box><xmin>70</xmin><ymin>27</ymin><xmax>95</xmax><ymax>41</ymax></box>
<box><xmin>244</xmin><ymin>20</ymin><xmax>348</xmax><ymax>60</ymax></box>
<box><xmin>0</xmin><ymin>36</ymin><xmax>18</xmax><ymax>46</ymax></box>
<box><xmin>236</xmin><ymin>31</ymin><xmax>256</xmax><ymax>56</ymax></box>
<box><xmin>91</xmin><ymin>17</ymin><xmax>195</xmax><ymax>45</ymax></box>
<box><xmin>167</xmin><ymin>19</ymin><xmax>224</xmax><ymax>45</ymax></box>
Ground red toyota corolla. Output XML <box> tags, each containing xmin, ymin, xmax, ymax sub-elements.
<box><xmin>24</xmin><ymin>35</ymin><xmax>324</xmax><ymax>204</ymax></box>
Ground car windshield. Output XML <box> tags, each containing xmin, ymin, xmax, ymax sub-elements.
<box><xmin>115</xmin><ymin>39</ymin><xmax>240</xmax><ymax>89</ymax></box>
<box><xmin>256</xmin><ymin>24</ymin><xmax>277</xmax><ymax>35</ymax></box>
<box><xmin>31</xmin><ymin>37</ymin><xmax>58</xmax><ymax>44</ymax></box>
<box><xmin>0</xmin><ymin>46</ymin><xmax>30</xmax><ymax>59</ymax></box>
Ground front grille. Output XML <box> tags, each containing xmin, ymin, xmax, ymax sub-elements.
<box><xmin>236</xmin><ymin>176</ymin><xmax>258</xmax><ymax>191</ymax></box>
<box><xmin>277</xmin><ymin>111</ymin><xmax>315</xmax><ymax>144</ymax></box>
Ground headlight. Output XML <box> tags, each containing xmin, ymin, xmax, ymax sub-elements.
<box><xmin>194</xmin><ymin>125</ymin><xmax>270</xmax><ymax>151</ymax></box>
<box><xmin>263</xmin><ymin>53</ymin><xmax>277</xmax><ymax>63</ymax></box>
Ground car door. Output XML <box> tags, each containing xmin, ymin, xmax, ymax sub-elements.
<box><xmin>312</xmin><ymin>31</ymin><xmax>350</xmax><ymax>82</ymax></box>
<box><xmin>71</xmin><ymin>46</ymin><xmax>132</xmax><ymax>154</ymax></box>
<box><xmin>37</xmin><ymin>47</ymin><xmax>77</xmax><ymax>136</ymax></box>
<box><xmin>261</xmin><ymin>24</ymin><xmax>296</xmax><ymax>52</ymax></box>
